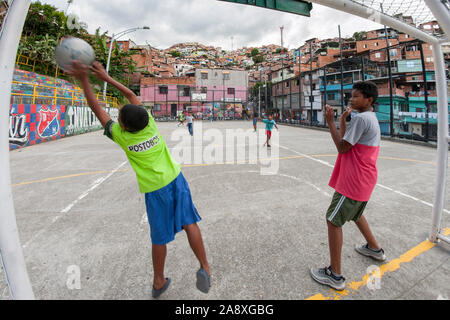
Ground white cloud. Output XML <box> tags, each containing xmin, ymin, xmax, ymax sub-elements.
<box><xmin>37</xmin><ymin>0</ymin><xmax>384</xmax><ymax>50</ymax></box>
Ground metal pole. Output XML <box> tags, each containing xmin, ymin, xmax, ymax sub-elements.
<box><xmin>0</xmin><ymin>0</ymin><xmax>35</xmax><ymax>300</ymax></box>
<box><xmin>361</xmin><ymin>55</ymin><xmax>366</xmax><ymax>81</ymax></box>
<box><xmin>339</xmin><ymin>25</ymin><xmax>345</xmax><ymax>115</ymax></box>
<box><xmin>423</xmin><ymin>0</ymin><xmax>450</xmax><ymax>244</ymax></box>
<box><xmin>265</xmin><ymin>80</ymin><xmax>268</xmax><ymax>114</ymax></box>
<box><xmin>429</xmin><ymin>43</ymin><xmax>449</xmax><ymax>243</ymax></box>
<box><xmin>103</xmin><ymin>33</ymin><xmax>115</xmax><ymax>100</ymax></box>
<box><xmin>102</xmin><ymin>27</ymin><xmax>149</xmax><ymax>101</ymax></box>
<box><xmin>323</xmin><ymin>66</ymin><xmax>328</xmax><ymax>126</ymax></box>
<box><xmin>309</xmin><ymin>40</ymin><xmax>313</xmax><ymax>126</ymax></box>
<box><xmin>281</xmin><ymin>60</ymin><xmax>284</xmax><ymax>122</ymax></box>
<box><xmin>380</xmin><ymin>4</ymin><xmax>394</xmax><ymax>138</ymax></box>
<box><xmin>298</xmin><ymin>51</ymin><xmax>302</xmax><ymax>122</ymax></box>
<box><xmin>418</xmin><ymin>41</ymin><xmax>430</xmax><ymax>142</ymax></box>
<box><xmin>258</xmin><ymin>85</ymin><xmax>261</xmax><ymax>117</ymax></box>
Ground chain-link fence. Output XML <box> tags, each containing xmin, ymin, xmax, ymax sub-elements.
<box><xmin>259</xmin><ymin>39</ymin><xmax>449</xmax><ymax>143</ymax></box>
<box><xmin>141</xmin><ymin>86</ymin><xmax>251</xmax><ymax>121</ymax></box>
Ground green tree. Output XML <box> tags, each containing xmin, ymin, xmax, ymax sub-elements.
<box><xmin>252</xmin><ymin>55</ymin><xmax>264</xmax><ymax>64</ymax></box>
<box><xmin>352</xmin><ymin>31</ymin><xmax>367</xmax><ymax>41</ymax></box>
<box><xmin>170</xmin><ymin>50</ymin><xmax>181</xmax><ymax>57</ymax></box>
<box><xmin>17</xmin><ymin>2</ymin><xmax>137</xmax><ymax>104</ymax></box>
<box><xmin>251</xmin><ymin>48</ymin><xmax>259</xmax><ymax>57</ymax></box>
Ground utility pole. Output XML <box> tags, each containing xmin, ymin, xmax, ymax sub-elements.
<box><xmin>309</xmin><ymin>39</ymin><xmax>313</xmax><ymax>126</ymax></box>
<box><xmin>381</xmin><ymin>4</ymin><xmax>394</xmax><ymax>137</ymax></box>
<box><xmin>281</xmin><ymin>26</ymin><xmax>284</xmax><ymax>122</ymax></box>
<box><xmin>419</xmin><ymin>41</ymin><xmax>430</xmax><ymax>141</ymax></box>
<box><xmin>338</xmin><ymin>25</ymin><xmax>345</xmax><ymax>115</ymax></box>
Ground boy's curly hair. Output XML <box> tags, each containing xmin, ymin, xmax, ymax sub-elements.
<box><xmin>353</xmin><ymin>81</ymin><xmax>378</xmax><ymax>105</ymax></box>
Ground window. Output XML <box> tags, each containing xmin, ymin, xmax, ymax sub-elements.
<box><xmin>159</xmin><ymin>86</ymin><xmax>168</xmax><ymax>94</ymax></box>
<box><xmin>390</xmin><ymin>49</ymin><xmax>398</xmax><ymax>57</ymax></box>
<box><xmin>423</xmin><ymin>25</ymin><xmax>432</xmax><ymax>30</ymax></box>
<box><xmin>201</xmin><ymin>73</ymin><xmax>208</xmax><ymax>80</ymax></box>
<box><xmin>286</xmin><ymin>81</ymin><xmax>289</xmax><ymax>88</ymax></box>
<box><xmin>154</xmin><ymin>104</ymin><xmax>161</xmax><ymax>111</ymax></box>
<box><xmin>327</xmin><ymin>93</ymin><xmax>335</xmax><ymax>101</ymax></box>
<box><xmin>178</xmin><ymin>86</ymin><xmax>190</xmax><ymax>97</ymax></box>
<box><xmin>375</xmin><ymin>52</ymin><xmax>381</xmax><ymax>58</ymax></box>
<box><xmin>374</xmin><ymin>42</ymin><xmax>379</xmax><ymax>47</ymax></box>
<box><xmin>201</xmin><ymin>87</ymin><xmax>207</xmax><ymax>93</ymax></box>
<box><xmin>222</xmin><ymin>73</ymin><xmax>230</xmax><ymax>80</ymax></box>
<box><xmin>363</xmin><ymin>44</ymin><xmax>368</xmax><ymax>49</ymax></box>
<box><xmin>426</xmin><ymin>57</ymin><xmax>434</xmax><ymax>62</ymax></box>
<box><xmin>227</xmin><ymin>88</ymin><xmax>235</xmax><ymax>95</ymax></box>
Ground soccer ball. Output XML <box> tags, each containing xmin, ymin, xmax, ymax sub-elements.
<box><xmin>55</xmin><ymin>37</ymin><xmax>95</xmax><ymax>71</ymax></box>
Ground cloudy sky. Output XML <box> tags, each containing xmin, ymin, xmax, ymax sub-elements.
<box><xmin>38</xmin><ymin>0</ymin><xmax>384</xmax><ymax>50</ymax></box>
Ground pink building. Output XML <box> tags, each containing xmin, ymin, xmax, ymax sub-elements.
<box><xmin>140</xmin><ymin>68</ymin><xmax>249</xmax><ymax>117</ymax></box>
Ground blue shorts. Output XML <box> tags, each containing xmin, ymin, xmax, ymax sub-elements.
<box><xmin>145</xmin><ymin>172</ymin><xmax>201</xmax><ymax>245</ymax></box>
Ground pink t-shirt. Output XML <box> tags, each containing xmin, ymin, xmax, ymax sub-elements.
<box><xmin>329</xmin><ymin>112</ymin><xmax>381</xmax><ymax>202</ymax></box>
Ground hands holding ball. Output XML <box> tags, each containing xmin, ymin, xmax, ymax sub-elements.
<box><xmin>55</xmin><ymin>37</ymin><xmax>109</xmax><ymax>82</ymax></box>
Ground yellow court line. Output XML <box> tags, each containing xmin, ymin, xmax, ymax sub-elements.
<box><xmin>12</xmin><ymin>169</ymin><xmax>129</xmax><ymax>187</ymax></box>
<box><xmin>306</xmin><ymin>227</ymin><xmax>450</xmax><ymax>300</ymax></box>
<box><xmin>12</xmin><ymin>156</ymin><xmax>305</xmax><ymax>187</ymax></box>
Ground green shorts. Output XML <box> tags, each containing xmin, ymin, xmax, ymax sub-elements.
<box><xmin>326</xmin><ymin>191</ymin><xmax>367</xmax><ymax>227</ymax></box>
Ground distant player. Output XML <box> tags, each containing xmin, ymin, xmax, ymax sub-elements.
<box><xmin>177</xmin><ymin>112</ymin><xmax>185</xmax><ymax>127</ymax></box>
<box><xmin>252</xmin><ymin>112</ymin><xmax>258</xmax><ymax>132</ymax></box>
<box><xmin>261</xmin><ymin>113</ymin><xmax>278</xmax><ymax>148</ymax></box>
<box><xmin>186</xmin><ymin>112</ymin><xmax>194</xmax><ymax>136</ymax></box>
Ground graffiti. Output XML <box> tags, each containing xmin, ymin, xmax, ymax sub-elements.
<box><xmin>9</xmin><ymin>104</ymin><xmax>118</xmax><ymax>151</ymax></box>
<box><xmin>9</xmin><ymin>113</ymin><xmax>29</xmax><ymax>146</ymax></box>
<box><xmin>65</xmin><ymin>106</ymin><xmax>118</xmax><ymax>136</ymax></box>
<box><xmin>38</xmin><ymin>106</ymin><xmax>60</xmax><ymax>138</ymax></box>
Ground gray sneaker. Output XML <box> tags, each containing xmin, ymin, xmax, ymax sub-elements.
<box><xmin>310</xmin><ymin>266</ymin><xmax>346</xmax><ymax>291</ymax></box>
<box><xmin>355</xmin><ymin>244</ymin><xmax>386</xmax><ymax>261</ymax></box>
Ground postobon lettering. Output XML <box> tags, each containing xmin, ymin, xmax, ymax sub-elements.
<box><xmin>127</xmin><ymin>135</ymin><xmax>160</xmax><ymax>153</ymax></box>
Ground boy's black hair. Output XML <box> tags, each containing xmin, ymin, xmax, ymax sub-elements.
<box><xmin>353</xmin><ymin>81</ymin><xmax>378</xmax><ymax>104</ymax></box>
<box><xmin>120</xmin><ymin>104</ymin><xmax>149</xmax><ymax>132</ymax></box>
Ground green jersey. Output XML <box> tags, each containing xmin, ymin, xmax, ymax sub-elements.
<box><xmin>104</xmin><ymin>113</ymin><xmax>181</xmax><ymax>193</ymax></box>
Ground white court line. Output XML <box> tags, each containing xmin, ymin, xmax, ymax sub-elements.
<box><xmin>22</xmin><ymin>161</ymin><xmax>127</xmax><ymax>249</ymax></box>
<box><xmin>275</xmin><ymin>143</ymin><xmax>450</xmax><ymax>214</ymax></box>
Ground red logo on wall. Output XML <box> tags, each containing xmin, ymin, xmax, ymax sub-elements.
<box><xmin>38</xmin><ymin>106</ymin><xmax>60</xmax><ymax>138</ymax></box>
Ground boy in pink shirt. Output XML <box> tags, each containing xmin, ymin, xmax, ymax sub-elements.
<box><xmin>311</xmin><ymin>81</ymin><xmax>386</xmax><ymax>291</ymax></box>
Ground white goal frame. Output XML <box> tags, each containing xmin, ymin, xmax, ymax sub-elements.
<box><xmin>0</xmin><ymin>0</ymin><xmax>448</xmax><ymax>299</ymax></box>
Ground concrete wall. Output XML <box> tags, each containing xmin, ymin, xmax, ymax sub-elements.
<box><xmin>9</xmin><ymin>104</ymin><xmax>118</xmax><ymax>151</ymax></box>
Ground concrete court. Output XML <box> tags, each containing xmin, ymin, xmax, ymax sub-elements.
<box><xmin>1</xmin><ymin>120</ymin><xmax>449</xmax><ymax>300</ymax></box>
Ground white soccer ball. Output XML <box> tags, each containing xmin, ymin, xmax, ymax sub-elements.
<box><xmin>55</xmin><ymin>37</ymin><xmax>95</xmax><ymax>71</ymax></box>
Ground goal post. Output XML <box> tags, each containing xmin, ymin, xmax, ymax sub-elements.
<box><xmin>0</xmin><ymin>0</ymin><xmax>34</xmax><ymax>299</ymax></box>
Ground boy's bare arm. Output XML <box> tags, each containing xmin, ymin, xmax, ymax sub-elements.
<box><xmin>324</xmin><ymin>105</ymin><xmax>352</xmax><ymax>154</ymax></box>
<box><xmin>66</xmin><ymin>61</ymin><xmax>111</xmax><ymax>128</ymax></box>
<box><xmin>90</xmin><ymin>61</ymin><xmax>141</xmax><ymax>106</ymax></box>
<box><xmin>339</xmin><ymin>107</ymin><xmax>353</xmax><ymax>138</ymax></box>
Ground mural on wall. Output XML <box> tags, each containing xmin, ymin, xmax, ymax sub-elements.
<box><xmin>9</xmin><ymin>104</ymin><xmax>119</xmax><ymax>151</ymax></box>
<box><xmin>65</xmin><ymin>106</ymin><xmax>119</xmax><ymax>136</ymax></box>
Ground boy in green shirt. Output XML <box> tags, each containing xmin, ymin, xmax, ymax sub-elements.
<box><xmin>66</xmin><ymin>61</ymin><xmax>211</xmax><ymax>298</ymax></box>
